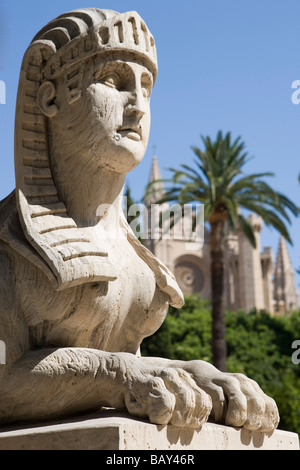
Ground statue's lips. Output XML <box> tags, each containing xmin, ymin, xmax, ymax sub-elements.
<box><xmin>117</xmin><ymin>126</ymin><xmax>142</xmax><ymax>142</ymax></box>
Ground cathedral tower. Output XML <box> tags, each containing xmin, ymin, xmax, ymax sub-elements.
<box><xmin>273</xmin><ymin>237</ymin><xmax>299</xmax><ymax>313</ymax></box>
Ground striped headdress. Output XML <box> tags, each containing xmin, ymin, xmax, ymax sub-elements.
<box><xmin>14</xmin><ymin>8</ymin><xmax>183</xmax><ymax>307</ymax></box>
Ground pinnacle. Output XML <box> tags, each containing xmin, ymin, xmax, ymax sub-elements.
<box><xmin>145</xmin><ymin>155</ymin><xmax>166</xmax><ymax>205</ymax></box>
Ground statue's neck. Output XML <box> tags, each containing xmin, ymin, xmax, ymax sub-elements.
<box><xmin>51</xmin><ymin>156</ymin><xmax>126</xmax><ymax>229</ymax></box>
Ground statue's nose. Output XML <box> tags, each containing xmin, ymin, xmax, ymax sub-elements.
<box><xmin>124</xmin><ymin>88</ymin><xmax>147</xmax><ymax>120</ymax></box>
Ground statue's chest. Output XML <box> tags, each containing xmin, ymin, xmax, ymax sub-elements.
<box><xmin>23</xmin><ymin>240</ymin><xmax>169</xmax><ymax>352</ymax></box>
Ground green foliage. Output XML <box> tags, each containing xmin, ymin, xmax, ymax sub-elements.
<box><xmin>142</xmin><ymin>295</ymin><xmax>212</xmax><ymax>362</ymax></box>
<box><xmin>141</xmin><ymin>297</ymin><xmax>300</xmax><ymax>435</ymax></box>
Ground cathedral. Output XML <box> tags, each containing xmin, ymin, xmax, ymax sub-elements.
<box><xmin>143</xmin><ymin>156</ymin><xmax>299</xmax><ymax>314</ymax></box>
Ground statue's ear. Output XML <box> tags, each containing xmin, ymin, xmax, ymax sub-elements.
<box><xmin>37</xmin><ymin>81</ymin><xmax>58</xmax><ymax>118</ymax></box>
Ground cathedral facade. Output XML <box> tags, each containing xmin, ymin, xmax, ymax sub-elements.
<box><xmin>143</xmin><ymin>156</ymin><xmax>299</xmax><ymax>314</ymax></box>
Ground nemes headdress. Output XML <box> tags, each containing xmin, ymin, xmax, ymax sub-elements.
<box><xmin>12</xmin><ymin>8</ymin><xmax>183</xmax><ymax>307</ymax></box>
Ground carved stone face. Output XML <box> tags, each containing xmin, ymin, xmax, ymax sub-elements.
<box><xmin>51</xmin><ymin>53</ymin><xmax>153</xmax><ymax>175</ymax></box>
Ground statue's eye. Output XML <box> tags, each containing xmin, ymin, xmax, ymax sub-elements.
<box><xmin>102</xmin><ymin>74</ymin><xmax>120</xmax><ymax>89</ymax></box>
<box><xmin>142</xmin><ymin>84</ymin><xmax>151</xmax><ymax>99</ymax></box>
<box><xmin>141</xmin><ymin>74</ymin><xmax>153</xmax><ymax>99</ymax></box>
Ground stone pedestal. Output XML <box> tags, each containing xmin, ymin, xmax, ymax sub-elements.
<box><xmin>0</xmin><ymin>410</ymin><xmax>298</xmax><ymax>450</ymax></box>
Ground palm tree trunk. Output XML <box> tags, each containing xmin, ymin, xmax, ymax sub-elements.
<box><xmin>210</xmin><ymin>218</ymin><xmax>227</xmax><ymax>371</ymax></box>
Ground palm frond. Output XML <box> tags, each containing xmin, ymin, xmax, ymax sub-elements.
<box><xmin>146</xmin><ymin>131</ymin><xmax>298</xmax><ymax>247</ymax></box>
<box><xmin>238</xmin><ymin>214</ymin><xmax>257</xmax><ymax>248</ymax></box>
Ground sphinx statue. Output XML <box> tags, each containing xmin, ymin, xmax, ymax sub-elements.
<box><xmin>0</xmin><ymin>8</ymin><xmax>279</xmax><ymax>431</ymax></box>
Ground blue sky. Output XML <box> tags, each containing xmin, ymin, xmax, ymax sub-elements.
<box><xmin>0</xmin><ymin>0</ymin><xmax>299</xmax><ymax>292</ymax></box>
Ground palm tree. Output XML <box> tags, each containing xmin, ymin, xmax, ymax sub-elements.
<box><xmin>154</xmin><ymin>131</ymin><xmax>299</xmax><ymax>371</ymax></box>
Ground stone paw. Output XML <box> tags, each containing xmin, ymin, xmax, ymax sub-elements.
<box><xmin>124</xmin><ymin>367</ymin><xmax>212</xmax><ymax>428</ymax></box>
<box><xmin>179</xmin><ymin>360</ymin><xmax>280</xmax><ymax>432</ymax></box>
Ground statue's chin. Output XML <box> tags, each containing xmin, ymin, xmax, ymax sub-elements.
<box><xmin>101</xmin><ymin>136</ymin><xmax>147</xmax><ymax>174</ymax></box>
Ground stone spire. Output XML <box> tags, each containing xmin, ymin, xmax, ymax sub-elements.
<box><xmin>143</xmin><ymin>155</ymin><xmax>169</xmax><ymax>255</ymax></box>
<box><xmin>273</xmin><ymin>236</ymin><xmax>299</xmax><ymax>313</ymax></box>
<box><xmin>144</xmin><ymin>155</ymin><xmax>166</xmax><ymax>205</ymax></box>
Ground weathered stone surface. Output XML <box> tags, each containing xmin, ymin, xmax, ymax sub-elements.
<box><xmin>0</xmin><ymin>411</ymin><xmax>298</xmax><ymax>450</ymax></box>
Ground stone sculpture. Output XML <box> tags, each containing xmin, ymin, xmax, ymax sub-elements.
<box><xmin>0</xmin><ymin>8</ymin><xmax>279</xmax><ymax>431</ymax></box>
